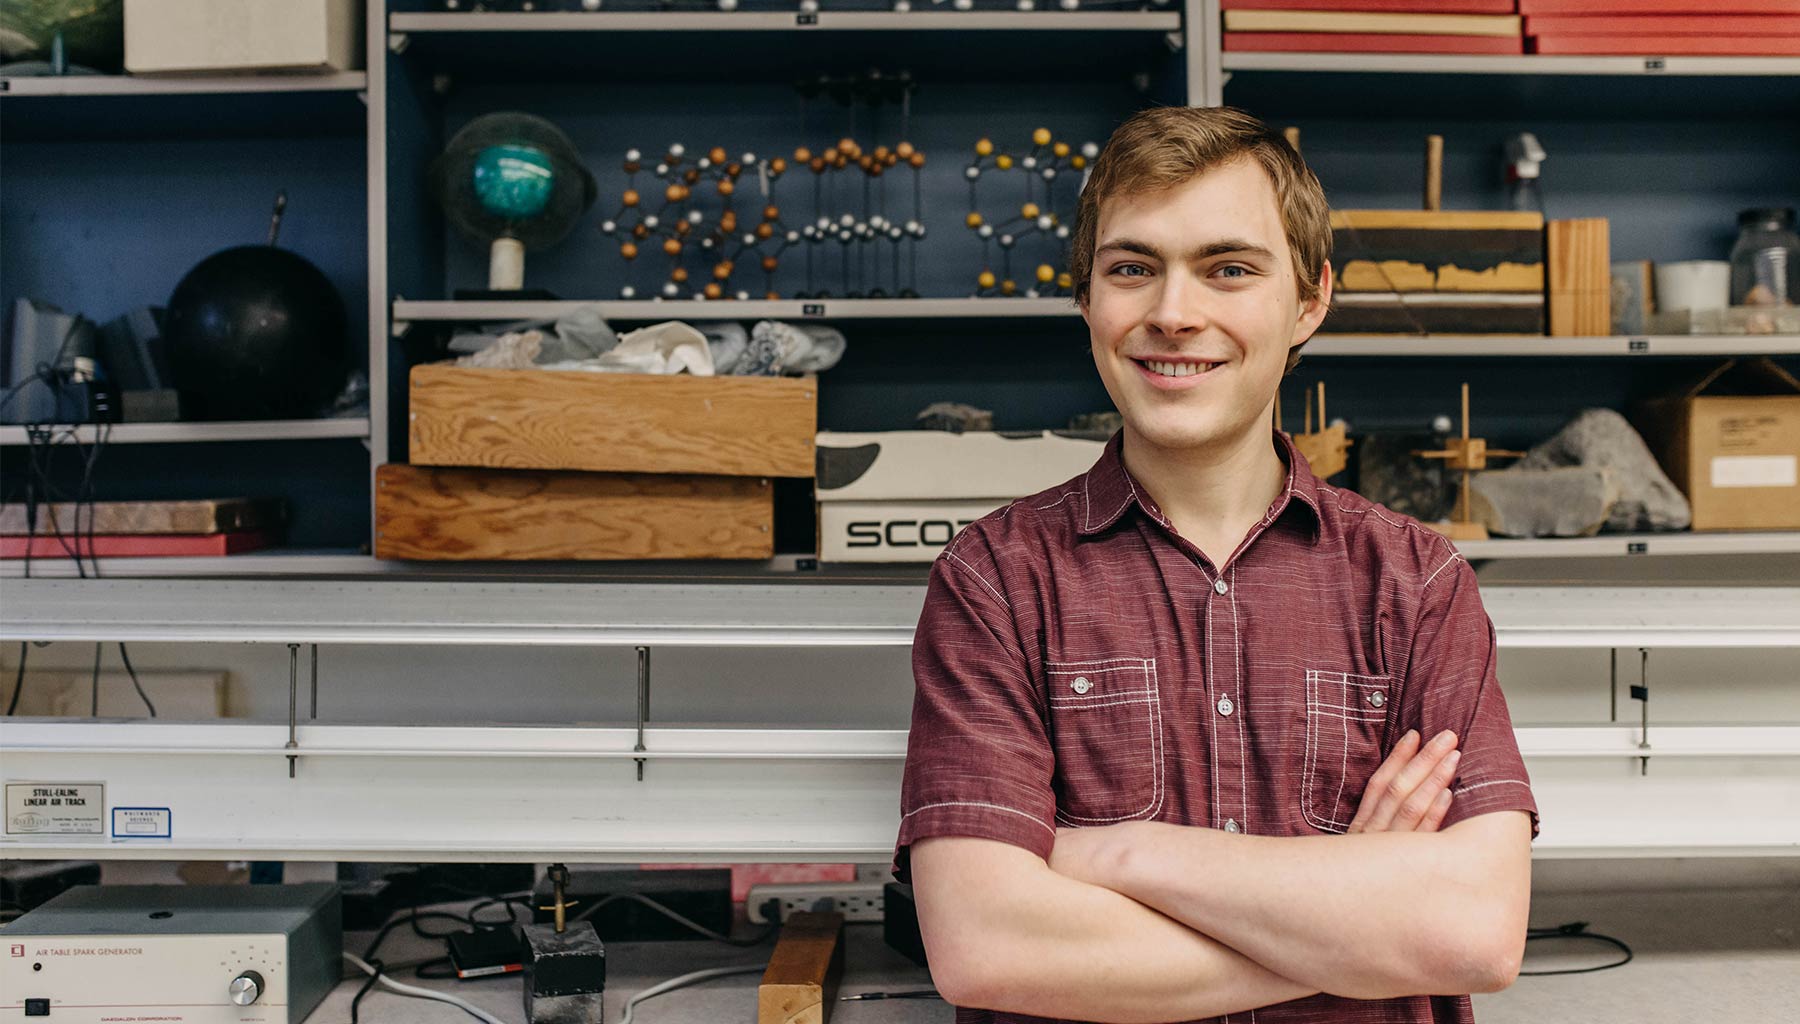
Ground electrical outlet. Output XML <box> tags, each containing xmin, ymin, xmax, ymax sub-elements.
<box><xmin>745</xmin><ymin>881</ymin><xmax>886</xmax><ymax>924</ymax></box>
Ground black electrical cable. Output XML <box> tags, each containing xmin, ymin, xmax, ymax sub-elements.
<box><xmin>411</xmin><ymin>957</ymin><xmax>457</xmax><ymax>981</ymax></box>
<box><xmin>349</xmin><ymin>957</ymin><xmax>385</xmax><ymax>1024</ymax></box>
<box><xmin>117</xmin><ymin>643</ymin><xmax>155</xmax><ymax>717</ymax></box>
<box><xmin>362</xmin><ymin>909</ymin><xmax>476</xmax><ymax>963</ymax></box>
<box><xmin>570</xmin><ymin>890</ymin><xmax>778</xmax><ymax>948</ymax></box>
<box><xmin>90</xmin><ymin>642</ymin><xmax>101</xmax><ymax>717</ymax></box>
<box><xmin>6</xmin><ymin>642</ymin><xmax>26</xmax><ymax>716</ymax></box>
<box><xmin>1520</xmin><ymin>921</ymin><xmax>1633</xmax><ymax>976</ymax></box>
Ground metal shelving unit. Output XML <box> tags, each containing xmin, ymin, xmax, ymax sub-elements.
<box><xmin>5</xmin><ymin>577</ymin><xmax>1797</xmax><ymax>649</ymax></box>
<box><xmin>0</xmin><ymin>418</ymin><xmax>371</xmax><ymax>447</ymax></box>
<box><xmin>390</xmin><ymin>11</ymin><xmax>1184</xmax><ymax>32</ymax></box>
<box><xmin>0</xmin><ymin>72</ymin><xmax>368</xmax><ymax>97</ymax></box>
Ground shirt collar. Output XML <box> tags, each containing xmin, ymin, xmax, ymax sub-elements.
<box><xmin>1077</xmin><ymin>428</ymin><xmax>1325</xmax><ymax>543</ymax></box>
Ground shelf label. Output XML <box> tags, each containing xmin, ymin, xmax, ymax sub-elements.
<box><xmin>5</xmin><ymin>781</ymin><xmax>104</xmax><ymax>835</ymax></box>
<box><xmin>796</xmin><ymin>13</ymin><xmax>818</xmax><ymax>26</ymax></box>
<box><xmin>803</xmin><ymin>303</ymin><xmax>827</xmax><ymax>317</ymax></box>
<box><xmin>112</xmin><ymin>807</ymin><xmax>172</xmax><ymax>840</ymax></box>
<box><xmin>1628</xmin><ymin>337</ymin><xmax>1650</xmax><ymax>353</ymax></box>
<box><xmin>1643</xmin><ymin>58</ymin><xmax>1666</xmax><ymax>72</ymax></box>
<box><xmin>1627</xmin><ymin>542</ymin><xmax>1648</xmax><ymax>555</ymax></box>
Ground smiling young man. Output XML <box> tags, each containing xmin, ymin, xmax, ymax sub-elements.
<box><xmin>895</xmin><ymin>106</ymin><xmax>1538</xmax><ymax>1023</ymax></box>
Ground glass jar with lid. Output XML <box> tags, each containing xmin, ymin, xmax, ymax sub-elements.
<box><xmin>1729</xmin><ymin>207</ymin><xmax>1799</xmax><ymax>306</ymax></box>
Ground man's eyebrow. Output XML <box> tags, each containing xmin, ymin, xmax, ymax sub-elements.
<box><xmin>1094</xmin><ymin>237</ymin><xmax>1279</xmax><ymax>263</ymax></box>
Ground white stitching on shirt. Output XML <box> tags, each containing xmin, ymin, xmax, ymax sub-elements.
<box><xmin>1453</xmin><ymin>779</ymin><xmax>1533</xmax><ymax>797</ymax></box>
<box><xmin>941</xmin><ymin>547</ymin><xmax>1010</xmax><ymax>610</ymax></box>
<box><xmin>901</xmin><ymin>800</ymin><xmax>1055</xmax><ymax>836</ymax></box>
<box><xmin>1054</xmin><ymin>658</ymin><xmax>1165</xmax><ymax>825</ymax></box>
<box><xmin>1231</xmin><ymin>564</ymin><xmax>1248</xmax><ymax>835</ymax></box>
<box><xmin>1424</xmin><ymin>550</ymin><xmax>1464</xmax><ymax>590</ymax></box>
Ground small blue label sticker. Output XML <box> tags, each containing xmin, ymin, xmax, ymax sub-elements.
<box><xmin>112</xmin><ymin>807</ymin><xmax>171</xmax><ymax>839</ymax></box>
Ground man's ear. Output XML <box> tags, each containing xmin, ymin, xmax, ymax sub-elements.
<box><xmin>1292</xmin><ymin>259</ymin><xmax>1333</xmax><ymax>346</ymax></box>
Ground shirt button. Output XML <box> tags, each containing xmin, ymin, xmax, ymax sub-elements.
<box><xmin>1214</xmin><ymin>578</ymin><xmax>1229</xmax><ymax>595</ymax></box>
<box><xmin>1369</xmin><ymin>691</ymin><xmax>1386</xmax><ymax>708</ymax></box>
<box><xmin>1224</xmin><ymin>818</ymin><xmax>1240</xmax><ymax>833</ymax></box>
<box><xmin>1072</xmin><ymin>677</ymin><xmax>1092</xmax><ymax>694</ymax></box>
<box><xmin>1217</xmin><ymin>696</ymin><xmax>1234</xmax><ymax>717</ymax></box>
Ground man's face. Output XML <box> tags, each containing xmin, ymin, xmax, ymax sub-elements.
<box><xmin>1080</xmin><ymin>158</ymin><xmax>1330</xmax><ymax>456</ymax></box>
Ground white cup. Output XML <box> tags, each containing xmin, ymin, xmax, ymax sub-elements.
<box><xmin>1655</xmin><ymin>260</ymin><xmax>1731</xmax><ymax>313</ymax></box>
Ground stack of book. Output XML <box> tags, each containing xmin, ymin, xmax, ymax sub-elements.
<box><xmin>1222</xmin><ymin>1</ymin><xmax>1525</xmax><ymax>56</ymax></box>
<box><xmin>1523</xmin><ymin>1</ymin><xmax>1800</xmax><ymax>56</ymax></box>
<box><xmin>0</xmin><ymin>498</ymin><xmax>284</xmax><ymax>560</ymax></box>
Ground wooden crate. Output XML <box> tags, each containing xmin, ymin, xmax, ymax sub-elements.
<box><xmin>408</xmin><ymin>364</ymin><xmax>816</xmax><ymax>477</ymax></box>
<box><xmin>375</xmin><ymin>463</ymin><xmax>773</xmax><ymax>561</ymax></box>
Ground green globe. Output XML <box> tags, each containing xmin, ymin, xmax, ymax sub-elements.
<box><xmin>472</xmin><ymin>143</ymin><xmax>555</xmax><ymax>221</ymax></box>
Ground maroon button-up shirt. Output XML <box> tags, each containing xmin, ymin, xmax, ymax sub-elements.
<box><xmin>897</xmin><ymin>429</ymin><xmax>1538</xmax><ymax>1024</ymax></box>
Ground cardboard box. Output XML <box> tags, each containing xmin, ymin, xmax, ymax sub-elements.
<box><xmin>410</xmin><ymin>364</ymin><xmax>817</xmax><ymax>478</ymax></box>
<box><xmin>1633</xmin><ymin>358</ymin><xmax>1800</xmax><ymax>532</ymax></box>
<box><xmin>814</xmin><ymin>430</ymin><xmax>1105</xmax><ymax>562</ymax></box>
<box><xmin>124</xmin><ymin>0</ymin><xmax>363</xmax><ymax>74</ymax></box>
<box><xmin>375</xmin><ymin>463</ymin><xmax>773</xmax><ymax>561</ymax></box>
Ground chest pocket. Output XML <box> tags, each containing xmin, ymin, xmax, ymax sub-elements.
<box><xmin>1302</xmin><ymin>669</ymin><xmax>1394</xmax><ymax>833</ymax></box>
<box><xmin>1045</xmin><ymin>657</ymin><xmax>1165</xmax><ymax>825</ymax></box>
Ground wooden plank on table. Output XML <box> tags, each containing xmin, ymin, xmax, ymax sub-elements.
<box><xmin>409</xmin><ymin>364</ymin><xmax>817</xmax><ymax>478</ymax></box>
<box><xmin>759</xmin><ymin>911</ymin><xmax>845</xmax><ymax>1024</ymax></box>
<box><xmin>1339</xmin><ymin>259</ymin><xmax>1544</xmax><ymax>293</ymax></box>
<box><xmin>374</xmin><ymin>463</ymin><xmax>773</xmax><ymax>561</ymax></box>
<box><xmin>1548</xmin><ymin>218</ymin><xmax>1611</xmax><ymax>337</ymax></box>
<box><xmin>0</xmin><ymin>498</ymin><xmax>284</xmax><ymax>536</ymax></box>
<box><xmin>1223</xmin><ymin>10</ymin><xmax>1523</xmax><ymax>36</ymax></box>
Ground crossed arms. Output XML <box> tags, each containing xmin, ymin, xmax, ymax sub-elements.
<box><xmin>911</xmin><ymin>730</ymin><xmax>1533</xmax><ymax>1022</ymax></box>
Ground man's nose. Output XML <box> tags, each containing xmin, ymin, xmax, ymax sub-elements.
<box><xmin>1145</xmin><ymin>269</ymin><xmax>1209</xmax><ymax>339</ymax></box>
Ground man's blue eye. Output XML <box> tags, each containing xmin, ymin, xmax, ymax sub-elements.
<box><xmin>1219</xmin><ymin>265</ymin><xmax>1248</xmax><ymax>278</ymax></box>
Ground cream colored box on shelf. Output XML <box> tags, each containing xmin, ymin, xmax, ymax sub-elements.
<box><xmin>814</xmin><ymin>430</ymin><xmax>1106</xmax><ymax>562</ymax></box>
<box><xmin>1634</xmin><ymin>358</ymin><xmax>1800</xmax><ymax>532</ymax></box>
<box><xmin>124</xmin><ymin>0</ymin><xmax>364</xmax><ymax>75</ymax></box>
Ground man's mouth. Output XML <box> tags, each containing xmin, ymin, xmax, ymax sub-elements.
<box><xmin>1134</xmin><ymin>358</ymin><xmax>1224</xmax><ymax>379</ymax></box>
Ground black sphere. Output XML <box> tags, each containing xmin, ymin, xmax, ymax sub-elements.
<box><xmin>163</xmin><ymin>245</ymin><xmax>348</xmax><ymax>420</ymax></box>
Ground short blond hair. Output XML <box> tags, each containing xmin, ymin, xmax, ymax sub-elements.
<box><xmin>1070</xmin><ymin>106</ymin><xmax>1331</xmax><ymax>374</ymax></box>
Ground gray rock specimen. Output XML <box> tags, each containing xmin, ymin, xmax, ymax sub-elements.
<box><xmin>1471</xmin><ymin>467</ymin><xmax>1620</xmax><ymax>538</ymax></box>
<box><xmin>1514</xmin><ymin>408</ymin><xmax>1690</xmax><ymax>532</ymax></box>
<box><xmin>916</xmin><ymin>402</ymin><xmax>994</xmax><ymax>433</ymax></box>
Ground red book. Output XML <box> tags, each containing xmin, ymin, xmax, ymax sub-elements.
<box><xmin>1222</xmin><ymin>0</ymin><xmax>1516</xmax><ymax>11</ymax></box>
<box><xmin>1526</xmin><ymin>14</ymin><xmax>1800</xmax><ymax>32</ymax></box>
<box><xmin>1531</xmin><ymin>33</ymin><xmax>1800</xmax><ymax>53</ymax></box>
<box><xmin>1521</xmin><ymin>0</ymin><xmax>1800</xmax><ymax>14</ymax></box>
<box><xmin>1226</xmin><ymin>31</ymin><xmax>1526</xmax><ymax>52</ymax></box>
<box><xmin>1</xmin><ymin>530</ymin><xmax>275</xmax><ymax>558</ymax></box>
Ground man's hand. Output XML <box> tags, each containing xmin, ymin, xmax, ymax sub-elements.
<box><xmin>1346</xmin><ymin>729</ymin><xmax>1460</xmax><ymax>834</ymax></box>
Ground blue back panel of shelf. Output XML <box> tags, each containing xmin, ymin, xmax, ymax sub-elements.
<box><xmin>1</xmin><ymin>134</ymin><xmax>372</xmax><ymax>548</ymax></box>
<box><xmin>435</xmin><ymin>80</ymin><xmax>1150</xmax><ymax>302</ymax></box>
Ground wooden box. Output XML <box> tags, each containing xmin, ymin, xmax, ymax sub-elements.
<box><xmin>409</xmin><ymin>364</ymin><xmax>817</xmax><ymax>478</ymax></box>
<box><xmin>375</xmin><ymin>464</ymin><xmax>773</xmax><ymax>561</ymax></box>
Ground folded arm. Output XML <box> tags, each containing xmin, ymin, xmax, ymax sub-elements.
<box><xmin>1053</xmin><ymin>810</ymin><xmax>1532</xmax><ymax>1000</ymax></box>
<box><xmin>911</xmin><ymin>835</ymin><xmax>1317</xmax><ymax>1023</ymax></box>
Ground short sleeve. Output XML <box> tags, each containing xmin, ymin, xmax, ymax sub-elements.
<box><xmin>1398</xmin><ymin>553</ymin><xmax>1540</xmax><ymax>838</ymax></box>
<box><xmin>893</xmin><ymin>540</ymin><xmax>1057</xmax><ymax>883</ymax></box>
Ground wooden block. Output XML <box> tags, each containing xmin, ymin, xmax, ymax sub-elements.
<box><xmin>409</xmin><ymin>364</ymin><xmax>817</xmax><ymax>477</ymax></box>
<box><xmin>1331</xmin><ymin>210</ymin><xmax>1544</xmax><ymax>232</ymax></box>
<box><xmin>374</xmin><ymin>463</ymin><xmax>773</xmax><ymax>561</ymax></box>
<box><xmin>1548</xmin><ymin>218</ymin><xmax>1611</xmax><ymax>337</ymax></box>
<box><xmin>1332</xmin><ymin>211</ymin><xmax>1545</xmax><ymax>296</ymax></box>
<box><xmin>1319</xmin><ymin>293</ymin><xmax>1546</xmax><ymax>334</ymax></box>
<box><xmin>0</xmin><ymin>498</ymin><xmax>284</xmax><ymax>536</ymax></box>
<box><xmin>759</xmin><ymin>911</ymin><xmax>845</xmax><ymax>1024</ymax></box>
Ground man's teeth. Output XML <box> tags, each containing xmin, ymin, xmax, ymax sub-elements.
<box><xmin>1144</xmin><ymin>360</ymin><xmax>1218</xmax><ymax>378</ymax></box>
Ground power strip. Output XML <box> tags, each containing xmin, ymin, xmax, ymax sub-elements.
<box><xmin>745</xmin><ymin>881</ymin><xmax>887</xmax><ymax>924</ymax></box>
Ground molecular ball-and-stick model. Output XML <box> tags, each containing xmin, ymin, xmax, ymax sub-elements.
<box><xmin>964</xmin><ymin>128</ymin><xmax>1099</xmax><ymax>298</ymax></box>
<box><xmin>598</xmin><ymin>138</ymin><xmax>927</xmax><ymax>301</ymax></box>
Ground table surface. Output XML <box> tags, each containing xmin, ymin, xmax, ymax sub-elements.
<box><xmin>317</xmin><ymin>885</ymin><xmax>1800</xmax><ymax>1024</ymax></box>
